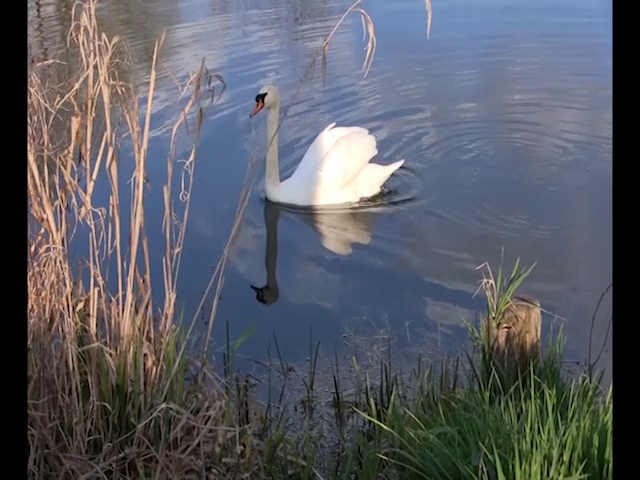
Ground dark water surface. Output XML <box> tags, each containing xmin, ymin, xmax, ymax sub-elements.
<box><xmin>29</xmin><ymin>0</ymin><xmax>612</xmax><ymax>380</ymax></box>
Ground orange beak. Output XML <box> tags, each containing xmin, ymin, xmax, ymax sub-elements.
<box><xmin>250</xmin><ymin>99</ymin><xmax>264</xmax><ymax>118</ymax></box>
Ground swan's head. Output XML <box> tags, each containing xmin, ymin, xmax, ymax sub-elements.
<box><xmin>249</xmin><ymin>84</ymin><xmax>279</xmax><ymax>118</ymax></box>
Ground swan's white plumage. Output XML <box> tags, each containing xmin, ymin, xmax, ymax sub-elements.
<box><xmin>254</xmin><ymin>85</ymin><xmax>405</xmax><ymax>206</ymax></box>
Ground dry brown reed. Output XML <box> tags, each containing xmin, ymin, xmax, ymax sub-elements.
<box><xmin>27</xmin><ymin>0</ymin><xmax>251</xmax><ymax>477</ymax></box>
<box><xmin>322</xmin><ymin>0</ymin><xmax>377</xmax><ymax>82</ymax></box>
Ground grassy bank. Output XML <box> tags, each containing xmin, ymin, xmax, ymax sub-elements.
<box><xmin>342</xmin><ymin>357</ymin><xmax>611</xmax><ymax>479</ymax></box>
<box><xmin>234</xmin><ymin>261</ymin><xmax>612</xmax><ymax>480</ymax></box>
<box><xmin>324</xmin><ymin>323</ymin><xmax>612</xmax><ymax>480</ymax></box>
<box><xmin>27</xmin><ymin>1</ymin><xmax>611</xmax><ymax>478</ymax></box>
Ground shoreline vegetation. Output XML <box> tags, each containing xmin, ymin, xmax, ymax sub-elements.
<box><xmin>28</xmin><ymin>1</ymin><xmax>612</xmax><ymax>478</ymax></box>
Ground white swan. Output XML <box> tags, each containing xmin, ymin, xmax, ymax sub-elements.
<box><xmin>249</xmin><ymin>84</ymin><xmax>405</xmax><ymax>206</ymax></box>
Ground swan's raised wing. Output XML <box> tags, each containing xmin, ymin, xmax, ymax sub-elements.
<box><xmin>291</xmin><ymin>123</ymin><xmax>377</xmax><ymax>192</ymax></box>
<box><xmin>292</xmin><ymin>123</ymin><xmax>344</xmax><ymax>179</ymax></box>
<box><xmin>316</xmin><ymin>126</ymin><xmax>378</xmax><ymax>191</ymax></box>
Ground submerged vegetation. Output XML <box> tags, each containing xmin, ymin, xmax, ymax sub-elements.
<box><xmin>28</xmin><ymin>0</ymin><xmax>611</xmax><ymax>478</ymax></box>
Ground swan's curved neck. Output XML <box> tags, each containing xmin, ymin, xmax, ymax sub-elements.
<box><xmin>265</xmin><ymin>103</ymin><xmax>280</xmax><ymax>197</ymax></box>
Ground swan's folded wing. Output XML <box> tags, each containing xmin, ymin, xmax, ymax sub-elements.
<box><xmin>291</xmin><ymin>123</ymin><xmax>337</xmax><ymax>180</ymax></box>
<box><xmin>292</xmin><ymin>123</ymin><xmax>370</xmax><ymax>184</ymax></box>
<box><xmin>317</xmin><ymin>128</ymin><xmax>378</xmax><ymax>191</ymax></box>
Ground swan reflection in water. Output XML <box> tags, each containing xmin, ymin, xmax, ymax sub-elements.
<box><xmin>250</xmin><ymin>199</ymin><xmax>388</xmax><ymax>305</ymax></box>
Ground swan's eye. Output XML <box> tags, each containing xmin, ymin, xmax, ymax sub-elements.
<box><xmin>255</xmin><ymin>93</ymin><xmax>267</xmax><ymax>103</ymax></box>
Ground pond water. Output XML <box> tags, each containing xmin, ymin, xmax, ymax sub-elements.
<box><xmin>29</xmin><ymin>0</ymin><xmax>612</xmax><ymax>381</ymax></box>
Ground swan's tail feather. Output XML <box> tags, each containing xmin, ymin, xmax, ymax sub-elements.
<box><xmin>355</xmin><ymin>159</ymin><xmax>405</xmax><ymax>199</ymax></box>
<box><xmin>387</xmin><ymin>159</ymin><xmax>405</xmax><ymax>172</ymax></box>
